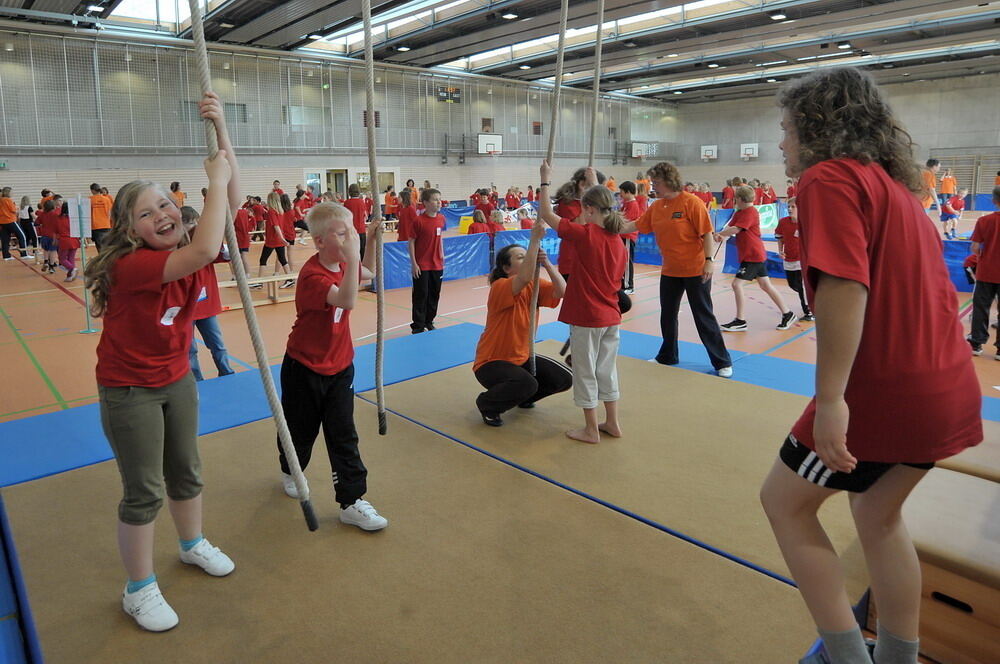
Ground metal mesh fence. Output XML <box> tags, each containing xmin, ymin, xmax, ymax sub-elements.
<box><xmin>0</xmin><ymin>30</ymin><xmax>666</xmax><ymax>156</ymax></box>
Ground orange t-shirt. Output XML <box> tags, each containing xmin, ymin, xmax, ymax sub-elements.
<box><xmin>384</xmin><ymin>193</ymin><xmax>399</xmax><ymax>215</ymax></box>
<box><xmin>38</xmin><ymin>195</ymin><xmax>54</xmax><ymax>211</ymax></box>
<box><xmin>91</xmin><ymin>194</ymin><xmax>113</xmax><ymax>230</ymax></box>
<box><xmin>635</xmin><ymin>191</ymin><xmax>712</xmax><ymax>278</ymax></box>
<box><xmin>473</xmin><ymin>278</ymin><xmax>560</xmax><ymax>372</ymax></box>
<box><xmin>994</xmin><ymin>176</ymin><xmax>1000</xmax><ymax>187</ymax></box>
<box><xmin>939</xmin><ymin>176</ymin><xmax>956</xmax><ymax>195</ymax></box>
<box><xmin>171</xmin><ymin>191</ymin><xmax>186</xmax><ymax>207</ymax></box>
<box><xmin>606</xmin><ymin>178</ymin><xmax>618</xmax><ymax>192</ymax></box>
<box><xmin>920</xmin><ymin>170</ymin><xmax>936</xmax><ymax>209</ymax></box>
<box><xmin>0</xmin><ymin>197</ymin><xmax>16</xmax><ymax>224</ymax></box>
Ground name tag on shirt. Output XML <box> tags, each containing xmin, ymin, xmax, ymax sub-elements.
<box><xmin>436</xmin><ymin>227</ymin><xmax>442</xmax><ymax>236</ymax></box>
<box><xmin>160</xmin><ymin>306</ymin><xmax>181</xmax><ymax>326</ymax></box>
<box><xmin>333</xmin><ymin>307</ymin><xmax>344</xmax><ymax>324</ymax></box>
<box><xmin>672</xmin><ymin>212</ymin><xmax>684</xmax><ymax>219</ymax></box>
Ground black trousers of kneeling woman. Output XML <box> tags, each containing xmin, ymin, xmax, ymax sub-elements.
<box><xmin>474</xmin><ymin>354</ymin><xmax>573</xmax><ymax>415</ymax></box>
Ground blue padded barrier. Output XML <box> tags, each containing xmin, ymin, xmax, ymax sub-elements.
<box><xmin>441</xmin><ymin>206</ymin><xmax>474</xmax><ymax>229</ymax></box>
<box><xmin>972</xmin><ymin>194</ymin><xmax>997</xmax><ymax>212</ymax></box>
<box><xmin>493</xmin><ymin>229</ymin><xmax>562</xmax><ymax>268</ymax></box>
<box><xmin>381</xmin><ymin>233</ymin><xmax>491</xmax><ymax>290</ymax></box>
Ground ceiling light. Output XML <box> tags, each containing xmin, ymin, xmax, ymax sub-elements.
<box><xmin>673</xmin><ymin>90</ymin><xmax>683</xmax><ymax>94</ymax></box>
<box><xmin>766</xmin><ymin>78</ymin><xmax>777</xmax><ymax>83</ymax></box>
<box><xmin>396</xmin><ymin>45</ymin><xmax>411</xmax><ymax>51</ymax></box>
<box><xmin>668</xmin><ymin>53</ymin><xmax>678</xmax><ymax>57</ymax></box>
<box><xmin>519</xmin><ymin>65</ymin><xmax>531</xmax><ymax>70</ymax></box>
<box><xmin>641</xmin><ymin>85</ymin><xmax>650</xmax><ymax>89</ymax></box>
<box><xmin>3</xmin><ymin>43</ymin><xmax>12</xmax><ymax>52</ymax></box>
<box><xmin>308</xmin><ymin>34</ymin><xmax>323</xmax><ymax>40</ymax></box>
<box><xmin>624</xmin><ymin>41</ymin><xmax>637</xmax><ymax>48</ymax></box>
<box><xmin>486</xmin><ymin>89</ymin><xmax>493</xmax><ymax>95</ymax></box>
<box><xmin>87</xmin><ymin>4</ymin><xmax>104</xmax><ymax>11</ymax></box>
<box><xmin>223</xmin><ymin>62</ymin><xmax>230</xmax><ymax>69</ymax></box>
<box><xmin>902</xmin><ymin>72</ymin><xmax>910</xmax><ymax>76</ymax></box>
<box><xmin>501</xmin><ymin>13</ymin><xmax>518</xmax><ymax>19</ymax></box>
<box><xmin>769</xmin><ymin>11</ymin><xmax>787</xmax><ymax>20</ymax></box>
<box><xmin>219</xmin><ymin>22</ymin><xmax>235</xmax><ymax>28</ymax></box>
<box><xmin>707</xmin><ymin>62</ymin><xmax>720</xmax><ymax>68</ymax></box>
<box><xmin>837</xmin><ymin>41</ymin><xmax>851</xmax><ymax>49</ymax></box>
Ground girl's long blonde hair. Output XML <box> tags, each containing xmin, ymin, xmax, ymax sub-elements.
<box><xmin>267</xmin><ymin>192</ymin><xmax>282</xmax><ymax>211</ymax></box>
<box><xmin>84</xmin><ymin>180</ymin><xmax>176</xmax><ymax>317</ymax></box>
<box><xmin>472</xmin><ymin>209</ymin><xmax>486</xmax><ymax>224</ymax></box>
<box><xmin>19</xmin><ymin>196</ymin><xmax>31</xmax><ymax>209</ymax></box>
<box><xmin>581</xmin><ymin>185</ymin><xmax>625</xmax><ymax>234</ymax></box>
<box><xmin>490</xmin><ymin>210</ymin><xmax>504</xmax><ymax>225</ymax></box>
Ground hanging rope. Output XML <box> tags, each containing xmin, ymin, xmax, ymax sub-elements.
<box><xmin>587</xmin><ymin>0</ymin><xmax>606</xmax><ymax>168</ymax></box>
<box><xmin>187</xmin><ymin>0</ymin><xmax>317</xmax><ymax>531</ymax></box>
<box><xmin>528</xmin><ymin>0</ymin><xmax>570</xmax><ymax>376</ymax></box>
<box><xmin>362</xmin><ymin>0</ymin><xmax>388</xmax><ymax>435</ymax></box>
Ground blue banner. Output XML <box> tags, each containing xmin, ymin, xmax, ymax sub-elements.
<box><xmin>494</xmin><ymin>228</ymin><xmax>562</xmax><ymax>267</ymax></box>
<box><xmin>380</xmin><ymin>233</ymin><xmax>492</xmax><ymax>289</ymax></box>
<box><xmin>441</xmin><ymin>206</ymin><xmax>475</xmax><ymax>230</ymax></box>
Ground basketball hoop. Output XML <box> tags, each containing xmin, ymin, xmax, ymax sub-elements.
<box><xmin>701</xmin><ymin>154</ymin><xmax>711</xmax><ymax>163</ymax></box>
<box><xmin>741</xmin><ymin>155</ymin><xmax>751</xmax><ymax>161</ymax></box>
<box><xmin>488</xmin><ymin>151</ymin><xmax>499</xmax><ymax>159</ymax></box>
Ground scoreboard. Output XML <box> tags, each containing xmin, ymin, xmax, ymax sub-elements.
<box><xmin>435</xmin><ymin>86</ymin><xmax>462</xmax><ymax>103</ymax></box>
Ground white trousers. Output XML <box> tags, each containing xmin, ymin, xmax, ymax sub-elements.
<box><xmin>568</xmin><ymin>324</ymin><xmax>620</xmax><ymax>408</ymax></box>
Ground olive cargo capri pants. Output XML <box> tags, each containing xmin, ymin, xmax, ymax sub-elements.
<box><xmin>99</xmin><ymin>373</ymin><xmax>203</xmax><ymax>525</ymax></box>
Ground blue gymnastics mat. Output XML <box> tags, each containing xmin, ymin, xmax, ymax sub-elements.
<box><xmin>0</xmin><ymin>323</ymin><xmax>484</xmax><ymax>489</ymax></box>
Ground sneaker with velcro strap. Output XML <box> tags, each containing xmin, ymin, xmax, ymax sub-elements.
<box><xmin>179</xmin><ymin>538</ymin><xmax>235</xmax><ymax>576</ymax></box>
<box><xmin>340</xmin><ymin>499</ymin><xmax>388</xmax><ymax>531</ymax></box>
<box><xmin>122</xmin><ymin>582</ymin><xmax>178</xmax><ymax>632</ymax></box>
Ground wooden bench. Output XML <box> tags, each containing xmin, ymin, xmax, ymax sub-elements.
<box><xmin>866</xmin><ymin>469</ymin><xmax>1000</xmax><ymax>664</ymax></box>
<box><xmin>217</xmin><ymin>273</ymin><xmax>297</xmax><ymax>310</ymax></box>
<box><xmin>938</xmin><ymin>430</ymin><xmax>1000</xmax><ymax>483</ymax></box>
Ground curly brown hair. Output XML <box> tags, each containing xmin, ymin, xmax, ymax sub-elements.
<box><xmin>645</xmin><ymin>162</ymin><xmax>683</xmax><ymax>193</ymax></box>
<box><xmin>777</xmin><ymin>67</ymin><xmax>921</xmax><ymax>193</ymax></box>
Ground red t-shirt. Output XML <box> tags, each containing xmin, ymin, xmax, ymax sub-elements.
<box><xmin>193</xmin><ymin>261</ymin><xmax>223</xmax><ymax>320</ymax></box>
<box><xmin>285</xmin><ymin>255</ymin><xmax>355</xmax><ymax>376</ymax></box>
<box><xmin>621</xmin><ymin>198</ymin><xmax>641</xmax><ymax>241</ymax></box>
<box><xmin>753</xmin><ymin>187</ymin><xmax>764</xmax><ymax>205</ymax></box>
<box><xmin>264</xmin><ymin>209</ymin><xmax>285</xmax><ymax>248</ymax></box>
<box><xmin>505</xmin><ymin>194</ymin><xmax>520</xmax><ymax>209</ymax></box>
<box><xmin>475</xmin><ymin>202</ymin><xmax>495</xmax><ymax>219</ymax></box>
<box><xmin>293</xmin><ymin>197</ymin><xmax>312</xmax><ymax>217</ymax></box>
<box><xmin>774</xmin><ymin>217</ymin><xmax>801</xmax><ymax>262</ymax></box>
<box><xmin>233</xmin><ymin>208</ymin><xmax>251</xmax><ymax>250</ymax></box>
<box><xmin>762</xmin><ymin>188</ymin><xmax>777</xmax><ymax>205</ymax></box>
<box><xmin>96</xmin><ymin>249</ymin><xmax>205</xmax><ymax>387</ymax></box>
<box><xmin>694</xmin><ymin>191</ymin><xmax>712</xmax><ymax>207</ymax></box>
<box><xmin>470</xmin><ymin>193</ymin><xmax>481</xmax><ymax>206</ymax></box>
<box><xmin>527</xmin><ymin>190</ymin><xmax>535</xmax><ymax>202</ymax></box>
<box><xmin>554</xmin><ymin>200</ymin><xmax>582</xmax><ymax>275</ymax></box>
<box><xmin>790</xmin><ymin>159</ymin><xmax>982</xmax><ymax>462</ymax></box>
<box><xmin>410</xmin><ymin>213</ymin><xmax>445</xmax><ymax>271</ymax></box>
<box><xmin>487</xmin><ymin>221</ymin><xmax>504</xmax><ymax>236</ymax></box>
<box><xmin>636</xmin><ymin>195</ymin><xmax>649</xmax><ymax>213</ymax></box>
<box><xmin>721</xmin><ymin>187</ymin><xmax>735</xmax><ymax>209</ymax></box>
<box><xmin>396</xmin><ymin>205</ymin><xmax>417</xmax><ymax>241</ymax></box>
<box><xmin>727</xmin><ymin>207</ymin><xmax>766</xmax><ymax>263</ymax></box>
<box><xmin>786</xmin><ymin>185</ymin><xmax>796</xmax><ymax>199</ymax></box>
<box><xmin>251</xmin><ymin>204</ymin><xmax>268</xmax><ymax>224</ymax></box>
<box><xmin>281</xmin><ymin>210</ymin><xmax>297</xmax><ymax>241</ymax></box>
<box><xmin>468</xmin><ymin>222</ymin><xmax>489</xmax><ymax>234</ymax></box>
<box><xmin>519</xmin><ymin>218</ymin><xmax>533</xmax><ymax>230</ymax></box>
<box><xmin>55</xmin><ymin>212</ymin><xmax>81</xmax><ymax>250</ymax></box>
<box><xmin>557</xmin><ymin>220</ymin><xmax>627</xmax><ymax>328</ymax></box>
<box><xmin>342</xmin><ymin>198</ymin><xmax>368</xmax><ymax>235</ymax></box>
<box><xmin>971</xmin><ymin>212</ymin><xmax>1000</xmax><ymax>283</ymax></box>
<box><xmin>35</xmin><ymin>210</ymin><xmax>59</xmax><ymax>238</ymax></box>
<box><xmin>942</xmin><ymin>196</ymin><xmax>965</xmax><ymax>216</ymax></box>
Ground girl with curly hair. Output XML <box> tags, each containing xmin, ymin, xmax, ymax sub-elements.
<box><xmin>759</xmin><ymin>67</ymin><xmax>982</xmax><ymax>664</ymax></box>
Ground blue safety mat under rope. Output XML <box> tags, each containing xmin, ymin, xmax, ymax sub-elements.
<box><xmin>0</xmin><ymin>323</ymin><xmax>484</xmax><ymax>489</ymax></box>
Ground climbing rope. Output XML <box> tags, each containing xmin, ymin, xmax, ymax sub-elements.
<box><xmin>362</xmin><ymin>0</ymin><xmax>389</xmax><ymax>435</ymax></box>
<box><xmin>528</xmin><ymin>0</ymin><xmax>570</xmax><ymax>375</ymax></box>
<box><xmin>587</xmin><ymin>0</ymin><xmax>606</xmax><ymax>168</ymax></box>
<box><xmin>187</xmin><ymin>0</ymin><xmax>317</xmax><ymax>530</ymax></box>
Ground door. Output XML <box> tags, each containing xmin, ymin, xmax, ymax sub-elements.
<box><xmin>325</xmin><ymin>169</ymin><xmax>348</xmax><ymax>197</ymax></box>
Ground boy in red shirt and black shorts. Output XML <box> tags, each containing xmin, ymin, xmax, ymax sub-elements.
<box><xmin>774</xmin><ymin>197</ymin><xmax>813</xmax><ymax>321</ymax></box>
<box><xmin>968</xmin><ymin>187</ymin><xmax>1000</xmax><ymax>359</ymax></box>
<box><xmin>715</xmin><ymin>185</ymin><xmax>795</xmax><ymax>331</ymax></box>
<box><xmin>761</xmin><ymin>68</ymin><xmax>982</xmax><ymax>664</ymax></box>
<box><xmin>278</xmin><ymin>203</ymin><xmax>387</xmax><ymax>531</ymax></box>
<box><xmin>408</xmin><ymin>188</ymin><xmax>446</xmax><ymax>333</ymax></box>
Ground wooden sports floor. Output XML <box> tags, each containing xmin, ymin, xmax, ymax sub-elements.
<box><xmin>0</xmin><ymin>222</ymin><xmax>998</xmax><ymax>663</ymax></box>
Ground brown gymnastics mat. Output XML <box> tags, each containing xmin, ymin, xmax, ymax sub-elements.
<box><xmin>365</xmin><ymin>341</ymin><xmax>869</xmax><ymax>598</ymax></box>
<box><xmin>937</xmin><ymin>419</ymin><xmax>1000</xmax><ymax>483</ymax></box>
<box><xmin>3</xmin><ymin>401</ymin><xmax>817</xmax><ymax>664</ymax></box>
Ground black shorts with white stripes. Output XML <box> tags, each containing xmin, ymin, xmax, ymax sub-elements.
<box><xmin>779</xmin><ymin>435</ymin><xmax>934</xmax><ymax>493</ymax></box>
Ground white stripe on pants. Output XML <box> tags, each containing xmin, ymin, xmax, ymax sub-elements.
<box><xmin>568</xmin><ymin>324</ymin><xmax>620</xmax><ymax>408</ymax></box>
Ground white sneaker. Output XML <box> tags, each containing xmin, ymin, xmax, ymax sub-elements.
<box><xmin>339</xmin><ymin>499</ymin><xmax>388</xmax><ymax>531</ymax></box>
<box><xmin>717</xmin><ymin>366</ymin><xmax>733</xmax><ymax>378</ymax></box>
<box><xmin>122</xmin><ymin>582</ymin><xmax>179</xmax><ymax>632</ymax></box>
<box><xmin>281</xmin><ymin>473</ymin><xmax>299</xmax><ymax>499</ymax></box>
<box><xmin>179</xmin><ymin>538</ymin><xmax>235</xmax><ymax>576</ymax></box>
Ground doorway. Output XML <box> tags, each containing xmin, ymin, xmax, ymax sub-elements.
<box><xmin>326</xmin><ymin>169</ymin><xmax>348</xmax><ymax>197</ymax></box>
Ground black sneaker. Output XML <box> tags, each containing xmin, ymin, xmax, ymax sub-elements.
<box><xmin>425</xmin><ymin>323</ymin><xmax>436</xmax><ymax>331</ymax></box>
<box><xmin>480</xmin><ymin>411</ymin><xmax>503</xmax><ymax>427</ymax></box>
<box><xmin>777</xmin><ymin>311</ymin><xmax>796</xmax><ymax>330</ymax></box>
<box><xmin>799</xmin><ymin>313</ymin><xmax>815</xmax><ymax>322</ymax></box>
<box><xmin>517</xmin><ymin>402</ymin><xmax>536</xmax><ymax>409</ymax></box>
<box><xmin>968</xmin><ymin>337</ymin><xmax>983</xmax><ymax>356</ymax></box>
<box><xmin>721</xmin><ymin>318</ymin><xmax>747</xmax><ymax>332</ymax></box>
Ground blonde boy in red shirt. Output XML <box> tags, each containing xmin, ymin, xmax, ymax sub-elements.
<box><xmin>277</xmin><ymin>203</ymin><xmax>387</xmax><ymax>531</ymax></box>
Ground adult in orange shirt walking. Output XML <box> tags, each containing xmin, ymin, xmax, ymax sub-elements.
<box><xmin>0</xmin><ymin>187</ymin><xmax>28</xmax><ymax>260</ymax></box>
<box><xmin>90</xmin><ymin>182</ymin><xmax>114</xmax><ymax>250</ymax></box>
<box><xmin>621</xmin><ymin>163</ymin><xmax>734</xmax><ymax>377</ymax></box>
<box><xmin>919</xmin><ymin>158</ymin><xmax>939</xmax><ymax>211</ymax></box>
<box><xmin>473</xmin><ymin>220</ymin><xmax>569</xmax><ymax>426</ymax></box>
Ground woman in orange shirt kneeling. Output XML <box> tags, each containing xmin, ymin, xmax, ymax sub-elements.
<box><xmin>473</xmin><ymin>220</ymin><xmax>569</xmax><ymax>426</ymax></box>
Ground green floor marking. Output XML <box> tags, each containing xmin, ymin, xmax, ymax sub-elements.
<box><xmin>0</xmin><ymin>305</ymin><xmax>68</xmax><ymax>409</ymax></box>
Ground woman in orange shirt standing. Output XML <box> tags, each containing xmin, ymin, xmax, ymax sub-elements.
<box><xmin>0</xmin><ymin>186</ymin><xmax>28</xmax><ymax>260</ymax></box>
<box><xmin>473</xmin><ymin>220</ymin><xmax>569</xmax><ymax>425</ymax></box>
<box><xmin>169</xmin><ymin>182</ymin><xmax>186</xmax><ymax>208</ymax></box>
<box><xmin>383</xmin><ymin>186</ymin><xmax>399</xmax><ymax>220</ymax></box>
<box><xmin>938</xmin><ymin>168</ymin><xmax>956</xmax><ymax>207</ymax></box>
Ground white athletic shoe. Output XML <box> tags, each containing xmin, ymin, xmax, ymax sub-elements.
<box><xmin>717</xmin><ymin>366</ymin><xmax>734</xmax><ymax>378</ymax></box>
<box><xmin>281</xmin><ymin>473</ymin><xmax>299</xmax><ymax>499</ymax></box>
<box><xmin>179</xmin><ymin>538</ymin><xmax>235</xmax><ymax>576</ymax></box>
<box><xmin>340</xmin><ymin>499</ymin><xmax>388</xmax><ymax>531</ymax></box>
<box><xmin>122</xmin><ymin>582</ymin><xmax>179</xmax><ymax>632</ymax></box>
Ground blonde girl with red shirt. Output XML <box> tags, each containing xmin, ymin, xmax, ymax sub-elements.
<box><xmin>82</xmin><ymin>92</ymin><xmax>240</xmax><ymax>632</ymax></box>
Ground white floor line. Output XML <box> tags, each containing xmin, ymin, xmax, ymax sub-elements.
<box><xmin>354</xmin><ymin>322</ymin><xmax>413</xmax><ymax>341</ymax></box>
<box><xmin>440</xmin><ymin>304</ymin><xmax>487</xmax><ymax>316</ymax></box>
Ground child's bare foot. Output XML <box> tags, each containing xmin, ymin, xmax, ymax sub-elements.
<box><xmin>598</xmin><ymin>422</ymin><xmax>622</xmax><ymax>438</ymax></box>
<box><xmin>566</xmin><ymin>428</ymin><xmax>600</xmax><ymax>444</ymax></box>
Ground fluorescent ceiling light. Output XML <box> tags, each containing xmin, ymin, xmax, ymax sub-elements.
<box><xmin>308</xmin><ymin>35</ymin><xmax>322</xmax><ymax>39</ymax></box>
<box><xmin>87</xmin><ymin>4</ymin><xmax>104</xmax><ymax>11</ymax></box>
<box><xmin>769</xmin><ymin>11</ymin><xmax>786</xmax><ymax>20</ymax></box>
<box><xmin>668</xmin><ymin>53</ymin><xmax>678</xmax><ymax>57</ymax></box>
<box><xmin>766</xmin><ymin>78</ymin><xmax>777</xmax><ymax>82</ymax></box>
<box><xmin>519</xmin><ymin>64</ymin><xmax>531</xmax><ymax>69</ymax></box>
<box><xmin>397</xmin><ymin>45</ymin><xmax>411</xmax><ymax>51</ymax></box>
<box><xmin>707</xmin><ymin>62</ymin><xmax>720</xmax><ymax>68</ymax></box>
<box><xmin>502</xmin><ymin>13</ymin><xmax>518</xmax><ymax>19</ymax></box>
<box><xmin>673</xmin><ymin>90</ymin><xmax>683</xmax><ymax>94</ymax></box>
<box><xmin>219</xmin><ymin>22</ymin><xmax>235</xmax><ymax>28</ymax></box>
<box><xmin>837</xmin><ymin>41</ymin><xmax>851</xmax><ymax>49</ymax></box>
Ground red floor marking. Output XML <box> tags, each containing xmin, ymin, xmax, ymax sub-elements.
<box><xmin>16</xmin><ymin>259</ymin><xmax>87</xmax><ymax>308</ymax></box>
